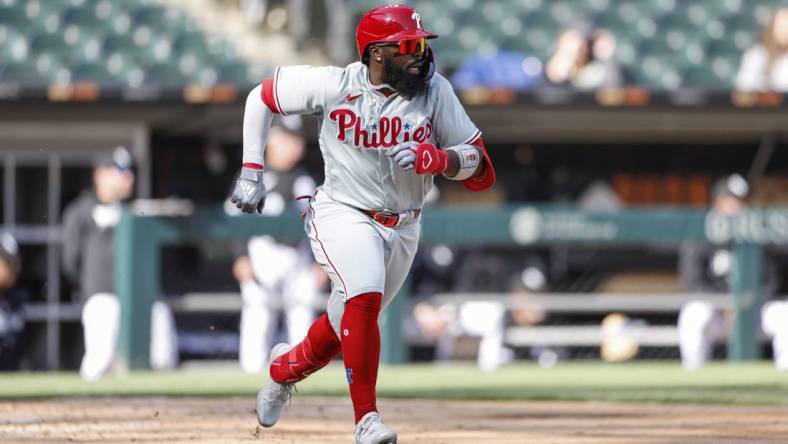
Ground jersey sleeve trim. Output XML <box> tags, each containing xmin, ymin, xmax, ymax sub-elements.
<box><xmin>260</xmin><ymin>76</ymin><xmax>280</xmax><ymax>114</ymax></box>
<box><xmin>462</xmin><ymin>129</ymin><xmax>482</xmax><ymax>146</ymax></box>
<box><xmin>462</xmin><ymin>135</ymin><xmax>496</xmax><ymax>192</ymax></box>
<box><xmin>273</xmin><ymin>66</ymin><xmax>287</xmax><ymax>115</ymax></box>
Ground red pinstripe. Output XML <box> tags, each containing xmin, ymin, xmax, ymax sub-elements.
<box><xmin>273</xmin><ymin>66</ymin><xmax>285</xmax><ymax>116</ymax></box>
<box><xmin>308</xmin><ymin>195</ymin><xmax>350</xmax><ymax>298</ymax></box>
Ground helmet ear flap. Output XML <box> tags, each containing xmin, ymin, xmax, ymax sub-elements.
<box><xmin>422</xmin><ymin>45</ymin><xmax>436</xmax><ymax>81</ymax></box>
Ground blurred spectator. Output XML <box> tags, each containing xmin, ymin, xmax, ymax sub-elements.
<box><xmin>229</xmin><ymin>116</ymin><xmax>326</xmax><ymax>374</ymax></box>
<box><xmin>408</xmin><ymin>257</ymin><xmax>551</xmax><ymax>371</ymax></box>
<box><xmin>239</xmin><ymin>0</ymin><xmax>351</xmax><ymax>63</ymax></box>
<box><xmin>545</xmin><ymin>25</ymin><xmax>623</xmax><ymax>90</ymax></box>
<box><xmin>735</xmin><ymin>7</ymin><xmax>788</xmax><ymax>92</ymax></box>
<box><xmin>241</xmin><ymin>0</ymin><xmax>270</xmax><ymax>27</ymax></box>
<box><xmin>450</xmin><ymin>50</ymin><xmax>543</xmax><ymax>93</ymax></box>
<box><xmin>291</xmin><ymin>0</ymin><xmax>352</xmax><ymax>64</ymax></box>
<box><xmin>677</xmin><ymin>174</ymin><xmax>781</xmax><ymax>370</ymax></box>
<box><xmin>0</xmin><ymin>233</ymin><xmax>27</xmax><ymax>370</ymax></box>
<box><xmin>62</xmin><ymin>147</ymin><xmax>178</xmax><ymax>380</ymax></box>
<box><xmin>575</xmin><ymin>30</ymin><xmax>624</xmax><ymax>90</ymax></box>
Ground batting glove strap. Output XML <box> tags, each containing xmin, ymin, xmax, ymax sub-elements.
<box><xmin>231</xmin><ymin>167</ymin><xmax>267</xmax><ymax>214</ymax></box>
<box><xmin>414</xmin><ymin>143</ymin><xmax>449</xmax><ymax>175</ymax></box>
<box><xmin>442</xmin><ymin>144</ymin><xmax>481</xmax><ymax>181</ymax></box>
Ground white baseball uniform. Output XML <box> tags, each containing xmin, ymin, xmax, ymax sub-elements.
<box><xmin>247</xmin><ymin>61</ymin><xmax>494</xmax><ymax>335</ymax></box>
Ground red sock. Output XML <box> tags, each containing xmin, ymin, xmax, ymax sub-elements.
<box><xmin>270</xmin><ymin>313</ymin><xmax>341</xmax><ymax>383</ymax></box>
<box><xmin>341</xmin><ymin>292</ymin><xmax>383</xmax><ymax>424</ymax></box>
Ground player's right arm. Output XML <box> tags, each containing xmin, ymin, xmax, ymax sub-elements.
<box><xmin>232</xmin><ymin>66</ymin><xmax>342</xmax><ymax>214</ymax></box>
<box><xmin>231</xmin><ymin>83</ymin><xmax>273</xmax><ymax>214</ymax></box>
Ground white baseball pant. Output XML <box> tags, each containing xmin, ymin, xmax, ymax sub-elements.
<box><xmin>304</xmin><ymin>190</ymin><xmax>420</xmax><ymax>337</ymax></box>
<box><xmin>80</xmin><ymin>293</ymin><xmax>178</xmax><ymax>381</ymax></box>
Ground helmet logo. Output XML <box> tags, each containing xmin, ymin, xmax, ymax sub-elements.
<box><xmin>412</xmin><ymin>12</ymin><xmax>422</xmax><ymax>29</ymax></box>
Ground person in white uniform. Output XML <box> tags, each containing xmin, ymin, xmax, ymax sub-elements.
<box><xmin>231</xmin><ymin>115</ymin><xmax>324</xmax><ymax>374</ymax></box>
<box><xmin>229</xmin><ymin>5</ymin><xmax>496</xmax><ymax>443</ymax></box>
<box><xmin>677</xmin><ymin>174</ymin><xmax>781</xmax><ymax>370</ymax></box>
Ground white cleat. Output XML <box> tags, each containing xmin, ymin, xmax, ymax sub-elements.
<box><xmin>256</xmin><ymin>343</ymin><xmax>294</xmax><ymax>427</ymax></box>
<box><xmin>355</xmin><ymin>412</ymin><xmax>398</xmax><ymax>444</ymax></box>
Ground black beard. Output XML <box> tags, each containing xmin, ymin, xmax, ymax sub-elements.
<box><xmin>382</xmin><ymin>57</ymin><xmax>429</xmax><ymax>99</ymax></box>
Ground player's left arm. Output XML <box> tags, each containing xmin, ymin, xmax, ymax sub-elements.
<box><xmin>426</xmin><ymin>75</ymin><xmax>495</xmax><ymax>191</ymax></box>
<box><xmin>440</xmin><ymin>135</ymin><xmax>493</xmax><ymax>190</ymax></box>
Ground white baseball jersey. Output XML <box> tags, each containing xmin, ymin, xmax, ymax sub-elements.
<box><xmin>262</xmin><ymin>62</ymin><xmax>483</xmax><ymax>212</ymax></box>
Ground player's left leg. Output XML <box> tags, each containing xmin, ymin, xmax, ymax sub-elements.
<box><xmin>342</xmin><ymin>291</ymin><xmax>384</xmax><ymax>423</ymax></box>
<box><xmin>345</xmin><ymin>219</ymin><xmax>420</xmax><ymax>443</ymax></box>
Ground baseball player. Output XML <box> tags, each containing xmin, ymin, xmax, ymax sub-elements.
<box><xmin>230</xmin><ymin>5</ymin><xmax>495</xmax><ymax>443</ymax></box>
<box><xmin>677</xmin><ymin>174</ymin><xmax>781</xmax><ymax>369</ymax></box>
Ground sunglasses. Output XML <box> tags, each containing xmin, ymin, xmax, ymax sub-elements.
<box><xmin>374</xmin><ymin>37</ymin><xmax>427</xmax><ymax>56</ymax></box>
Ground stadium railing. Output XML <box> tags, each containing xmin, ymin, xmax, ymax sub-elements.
<box><xmin>113</xmin><ymin>204</ymin><xmax>787</xmax><ymax>369</ymax></box>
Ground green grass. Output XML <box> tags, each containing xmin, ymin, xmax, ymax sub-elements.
<box><xmin>1</xmin><ymin>361</ymin><xmax>787</xmax><ymax>405</ymax></box>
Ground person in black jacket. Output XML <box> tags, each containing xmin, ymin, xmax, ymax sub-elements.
<box><xmin>62</xmin><ymin>147</ymin><xmax>178</xmax><ymax>380</ymax></box>
<box><xmin>0</xmin><ymin>232</ymin><xmax>27</xmax><ymax>370</ymax></box>
<box><xmin>677</xmin><ymin>174</ymin><xmax>779</xmax><ymax>369</ymax></box>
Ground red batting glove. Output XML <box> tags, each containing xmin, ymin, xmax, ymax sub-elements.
<box><xmin>414</xmin><ymin>143</ymin><xmax>448</xmax><ymax>175</ymax></box>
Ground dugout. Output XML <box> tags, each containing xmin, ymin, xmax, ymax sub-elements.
<box><xmin>3</xmin><ymin>89</ymin><xmax>788</xmax><ymax>370</ymax></box>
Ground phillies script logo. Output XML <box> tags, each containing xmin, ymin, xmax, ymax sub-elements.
<box><xmin>329</xmin><ymin>108</ymin><xmax>432</xmax><ymax>149</ymax></box>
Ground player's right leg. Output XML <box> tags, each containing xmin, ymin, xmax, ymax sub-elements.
<box><xmin>257</xmin><ymin>311</ymin><xmax>341</xmax><ymax>427</ymax></box>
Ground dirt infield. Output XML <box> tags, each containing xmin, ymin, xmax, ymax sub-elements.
<box><xmin>2</xmin><ymin>396</ymin><xmax>788</xmax><ymax>443</ymax></box>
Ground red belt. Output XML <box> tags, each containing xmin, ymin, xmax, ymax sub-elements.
<box><xmin>362</xmin><ymin>208</ymin><xmax>421</xmax><ymax>228</ymax></box>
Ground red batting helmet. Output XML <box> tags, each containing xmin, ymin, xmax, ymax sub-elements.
<box><xmin>356</xmin><ymin>4</ymin><xmax>438</xmax><ymax>61</ymax></box>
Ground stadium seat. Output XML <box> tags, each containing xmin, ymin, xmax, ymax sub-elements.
<box><xmin>0</xmin><ymin>4</ymin><xmax>30</xmax><ymax>29</ymax></box>
<box><xmin>102</xmin><ymin>33</ymin><xmax>139</xmax><ymax>62</ymax></box>
<box><xmin>102</xmin><ymin>11</ymin><xmax>134</xmax><ymax>37</ymax></box>
<box><xmin>631</xmin><ymin>55</ymin><xmax>682</xmax><ymax>90</ymax></box>
<box><xmin>706</xmin><ymin>40</ymin><xmax>744</xmax><ymax>67</ymax></box>
<box><xmin>0</xmin><ymin>61</ymin><xmax>54</xmax><ymax>85</ymax></box>
<box><xmin>546</xmin><ymin>0</ymin><xmax>592</xmax><ymax>26</ymax></box>
<box><xmin>145</xmin><ymin>62</ymin><xmax>193</xmax><ymax>87</ymax></box>
<box><xmin>682</xmin><ymin>65</ymin><xmax>733</xmax><ymax>90</ymax></box>
<box><xmin>207</xmin><ymin>37</ymin><xmax>243</xmax><ymax>68</ymax></box>
<box><xmin>173</xmin><ymin>31</ymin><xmax>210</xmax><ymax>60</ymax></box>
<box><xmin>725</xmin><ymin>16</ymin><xmax>761</xmax><ymax>51</ymax></box>
<box><xmin>522</xmin><ymin>9</ymin><xmax>560</xmax><ymax>33</ymax></box>
<box><xmin>105</xmin><ymin>51</ymin><xmax>138</xmax><ymax>80</ymax></box>
<box><xmin>0</xmin><ymin>26</ymin><xmax>29</xmax><ymax>64</ymax></box>
<box><xmin>593</xmin><ymin>13</ymin><xmax>633</xmax><ymax>35</ymax></box>
<box><xmin>217</xmin><ymin>61</ymin><xmax>249</xmax><ymax>85</ymax></box>
<box><xmin>72</xmin><ymin>61</ymin><xmax>121</xmax><ymax>85</ymax></box>
<box><xmin>62</xmin><ymin>5</ymin><xmax>105</xmax><ymax>31</ymax></box>
<box><xmin>614</xmin><ymin>0</ymin><xmax>649</xmax><ymax>24</ymax></box>
<box><xmin>30</xmin><ymin>33</ymin><xmax>71</xmax><ymax>61</ymax></box>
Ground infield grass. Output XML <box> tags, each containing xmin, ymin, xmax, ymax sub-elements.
<box><xmin>2</xmin><ymin>361</ymin><xmax>787</xmax><ymax>405</ymax></box>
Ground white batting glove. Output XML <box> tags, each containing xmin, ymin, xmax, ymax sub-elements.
<box><xmin>387</xmin><ymin>143</ymin><xmax>418</xmax><ymax>171</ymax></box>
<box><xmin>231</xmin><ymin>167</ymin><xmax>267</xmax><ymax>214</ymax></box>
